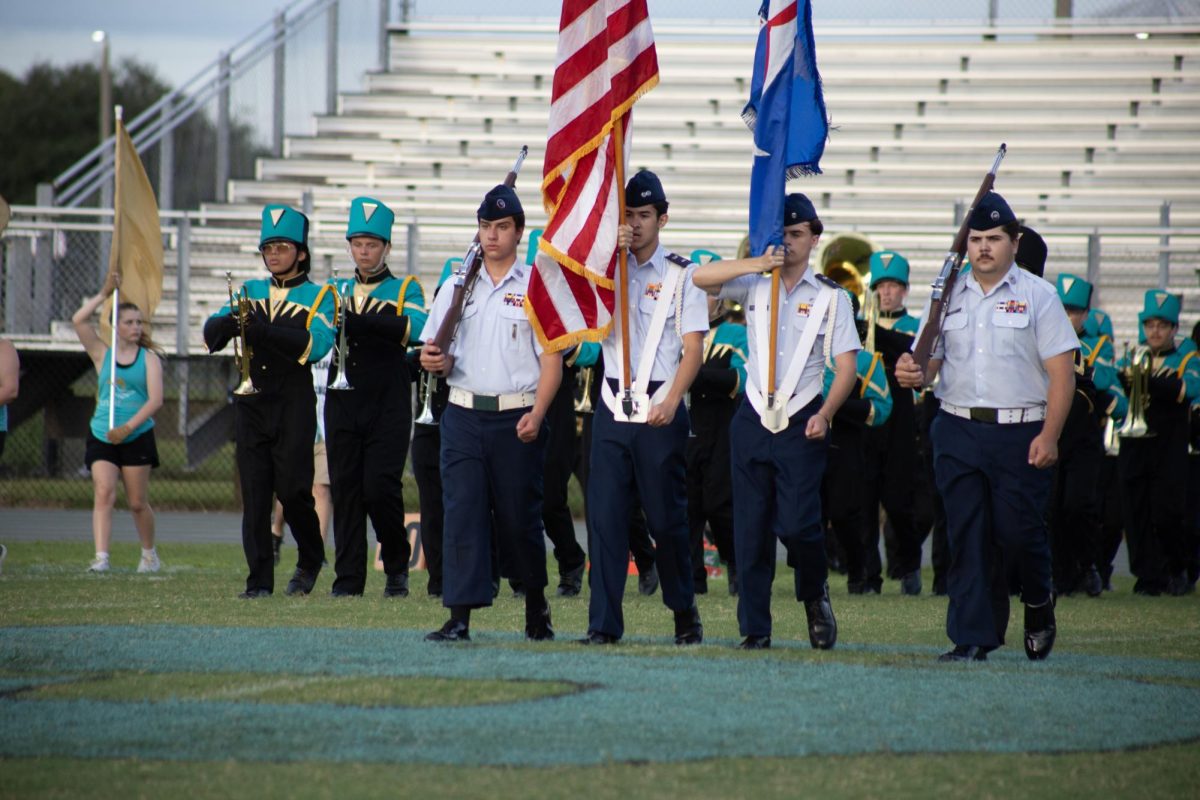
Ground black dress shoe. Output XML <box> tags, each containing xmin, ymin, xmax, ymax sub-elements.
<box><xmin>938</xmin><ymin>644</ymin><xmax>990</xmax><ymax>662</ymax></box>
<box><xmin>285</xmin><ymin>567</ymin><xmax>319</xmax><ymax>596</ymax></box>
<box><xmin>556</xmin><ymin>563</ymin><xmax>585</xmax><ymax>597</ymax></box>
<box><xmin>237</xmin><ymin>588</ymin><xmax>271</xmax><ymax>599</ymax></box>
<box><xmin>384</xmin><ymin>572</ymin><xmax>410</xmax><ymax>598</ymax></box>
<box><xmin>638</xmin><ymin>563</ymin><xmax>660</xmax><ymax>596</ymax></box>
<box><xmin>425</xmin><ymin>619</ymin><xmax>470</xmax><ymax>642</ymax></box>
<box><xmin>578</xmin><ymin>631</ymin><xmax>618</xmax><ymax>645</ymax></box>
<box><xmin>737</xmin><ymin>635</ymin><xmax>771</xmax><ymax>650</ymax></box>
<box><xmin>427</xmin><ymin>578</ymin><xmax>443</xmax><ymax>598</ymax></box>
<box><xmin>804</xmin><ymin>584</ymin><xmax>837</xmax><ymax>650</ymax></box>
<box><xmin>673</xmin><ymin>604</ymin><xmax>703</xmax><ymax>646</ymax></box>
<box><xmin>900</xmin><ymin>570</ymin><xmax>922</xmax><ymax>596</ymax></box>
<box><xmin>728</xmin><ymin>565</ymin><xmax>739</xmax><ymax>597</ymax></box>
<box><xmin>330</xmin><ymin>588</ymin><xmax>361</xmax><ymax>597</ymax></box>
<box><xmin>1083</xmin><ymin>565</ymin><xmax>1103</xmax><ymax>598</ymax></box>
<box><xmin>271</xmin><ymin>535</ymin><xmax>282</xmax><ymax>566</ymax></box>
<box><xmin>1024</xmin><ymin>598</ymin><xmax>1056</xmax><ymax>661</ymax></box>
<box><xmin>932</xmin><ymin>577</ymin><xmax>948</xmax><ymax>597</ymax></box>
<box><xmin>525</xmin><ymin>601</ymin><xmax>555</xmax><ymax>641</ymax></box>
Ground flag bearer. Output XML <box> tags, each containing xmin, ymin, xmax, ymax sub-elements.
<box><xmin>204</xmin><ymin>205</ymin><xmax>334</xmax><ymax>598</ymax></box>
<box><xmin>693</xmin><ymin>193</ymin><xmax>861</xmax><ymax>651</ymax></box>
<box><xmin>580</xmin><ymin>170</ymin><xmax>709</xmax><ymax>646</ymax></box>
<box><xmin>325</xmin><ymin>197</ymin><xmax>427</xmax><ymax>597</ymax></box>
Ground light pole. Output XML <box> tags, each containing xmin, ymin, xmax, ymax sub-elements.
<box><xmin>92</xmin><ymin>30</ymin><xmax>111</xmax><ymax>143</ymax></box>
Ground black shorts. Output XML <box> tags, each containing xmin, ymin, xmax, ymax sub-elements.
<box><xmin>85</xmin><ymin>428</ymin><xmax>160</xmax><ymax>470</ymax></box>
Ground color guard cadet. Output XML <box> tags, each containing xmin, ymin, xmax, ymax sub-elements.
<box><xmin>687</xmin><ymin>297</ymin><xmax>747</xmax><ymax>596</ymax></box>
<box><xmin>694</xmin><ymin>193</ymin><xmax>861</xmax><ymax>650</ymax></box>
<box><xmin>895</xmin><ymin>191</ymin><xmax>1078</xmax><ymax>662</ymax></box>
<box><xmin>420</xmin><ymin>185</ymin><xmax>562</xmax><ymax>641</ymax></box>
<box><xmin>821</xmin><ymin>289</ymin><xmax>892</xmax><ymax>594</ymax></box>
<box><xmin>581</xmin><ymin>170</ymin><xmax>709</xmax><ymax>646</ymax></box>
<box><xmin>1049</xmin><ymin>273</ymin><xmax>1126</xmax><ymax>597</ymax></box>
<box><xmin>860</xmin><ymin>250</ymin><xmax>926</xmax><ymax>595</ymax></box>
<box><xmin>204</xmin><ymin>205</ymin><xmax>335</xmax><ymax>598</ymax></box>
<box><xmin>1116</xmin><ymin>291</ymin><xmax>1200</xmax><ymax>596</ymax></box>
<box><xmin>325</xmin><ymin>197</ymin><xmax>427</xmax><ymax>597</ymax></box>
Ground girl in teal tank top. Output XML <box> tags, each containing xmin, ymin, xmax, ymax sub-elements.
<box><xmin>73</xmin><ymin>286</ymin><xmax>164</xmax><ymax>575</ymax></box>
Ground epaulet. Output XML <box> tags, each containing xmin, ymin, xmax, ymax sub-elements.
<box><xmin>815</xmin><ymin>273</ymin><xmax>840</xmax><ymax>290</ymax></box>
<box><xmin>664</xmin><ymin>252</ymin><xmax>692</xmax><ymax>268</ymax></box>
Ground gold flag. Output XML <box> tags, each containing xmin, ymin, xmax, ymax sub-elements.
<box><xmin>100</xmin><ymin>117</ymin><xmax>163</xmax><ymax>340</ymax></box>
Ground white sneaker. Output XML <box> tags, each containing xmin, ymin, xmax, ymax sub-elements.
<box><xmin>88</xmin><ymin>556</ymin><xmax>110</xmax><ymax>573</ymax></box>
<box><xmin>137</xmin><ymin>552</ymin><xmax>161</xmax><ymax>574</ymax></box>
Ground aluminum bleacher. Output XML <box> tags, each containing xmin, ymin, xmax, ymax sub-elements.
<box><xmin>25</xmin><ymin>17</ymin><xmax>1198</xmax><ymax>354</ymax></box>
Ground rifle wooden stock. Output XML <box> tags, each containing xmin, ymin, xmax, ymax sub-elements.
<box><xmin>430</xmin><ymin>145</ymin><xmax>529</xmax><ymax>353</ymax></box>
<box><xmin>911</xmin><ymin>143</ymin><xmax>1007</xmax><ymax>373</ymax></box>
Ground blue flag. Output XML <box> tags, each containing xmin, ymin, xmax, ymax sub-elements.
<box><xmin>742</xmin><ymin>0</ymin><xmax>827</xmax><ymax>257</ymax></box>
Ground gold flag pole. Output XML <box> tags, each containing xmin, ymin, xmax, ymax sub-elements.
<box><xmin>613</xmin><ymin>116</ymin><xmax>635</xmax><ymax>420</ymax></box>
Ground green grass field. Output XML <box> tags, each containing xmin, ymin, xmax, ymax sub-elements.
<box><xmin>2</xmin><ymin>540</ymin><xmax>1198</xmax><ymax>799</ymax></box>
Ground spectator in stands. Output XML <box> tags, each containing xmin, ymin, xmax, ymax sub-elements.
<box><xmin>72</xmin><ymin>279</ymin><xmax>164</xmax><ymax>574</ymax></box>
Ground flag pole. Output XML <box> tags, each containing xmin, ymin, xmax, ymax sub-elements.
<box><xmin>109</xmin><ymin>286</ymin><xmax>119</xmax><ymax>431</ymax></box>
<box><xmin>613</xmin><ymin>116</ymin><xmax>634</xmax><ymax>418</ymax></box>
<box><xmin>766</xmin><ymin>263</ymin><xmax>780</xmax><ymax>409</ymax></box>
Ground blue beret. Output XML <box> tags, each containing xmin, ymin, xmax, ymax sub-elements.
<box><xmin>478</xmin><ymin>185</ymin><xmax>523</xmax><ymax>221</ymax></box>
<box><xmin>1056</xmin><ymin>273</ymin><xmax>1093</xmax><ymax>310</ymax></box>
<box><xmin>1016</xmin><ymin>225</ymin><xmax>1047</xmax><ymax>278</ymax></box>
<box><xmin>1138</xmin><ymin>289</ymin><xmax>1181</xmax><ymax>326</ymax></box>
<box><xmin>346</xmin><ymin>196</ymin><xmax>394</xmax><ymax>242</ymax></box>
<box><xmin>783</xmin><ymin>193</ymin><xmax>817</xmax><ymax>226</ymax></box>
<box><xmin>260</xmin><ymin>204</ymin><xmax>309</xmax><ymax>249</ymax></box>
<box><xmin>625</xmin><ymin>170</ymin><xmax>666</xmax><ymax>208</ymax></box>
<box><xmin>968</xmin><ymin>191</ymin><xmax>1016</xmax><ymax>230</ymax></box>
<box><xmin>869</xmin><ymin>250</ymin><xmax>910</xmax><ymax>289</ymax></box>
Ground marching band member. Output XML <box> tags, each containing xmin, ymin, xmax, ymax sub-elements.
<box><xmin>325</xmin><ymin>197</ymin><xmax>427</xmax><ymax>597</ymax></box>
<box><xmin>203</xmin><ymin>205</ymin><xmax>334</xmax><ymax>598</ymax></box>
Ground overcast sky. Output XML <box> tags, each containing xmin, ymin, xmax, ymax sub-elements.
<box><xmin>1</xmin><ymin>1</ymin><xmax>1135</xmax><ymax>88</ymax></box>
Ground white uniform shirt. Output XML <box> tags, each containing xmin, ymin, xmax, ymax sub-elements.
<box><xmin>600</xmin><ymin>244</ymin><xmax>709</xmax><ymax>384</ymax></box>
<box><xmin>918</xmin><ymin>263</ymin><xmax>1078</xmax><ymax>409</ymax></box>
<box><xmin>718</xmin><ymin>268</ymin><xmax>861</xmax><ymax>397</ymax></box>
<box><xmin>423</xmin><ymin>259</ymin><xmax>544</xmax><ymax>395</ymax></box>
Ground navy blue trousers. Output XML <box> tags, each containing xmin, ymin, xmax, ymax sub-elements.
<box><xmin>932</xmin><ymin>412</ymin><xmax>1053</xmax><ymax>648</ymax></box>
<box><xmin>730</xmin><ymin>398</ymin><xmax>828</xmax><ymax>638</ymax></box>
<box><xmin>440</xmin><ymin>404</ymin><xmax>547</xmax><ymax>609</ymax></box>
<box><xmin>586</xmin><ymin>400</ymin><xmax>694</xmax><ymax>639</ymax></box>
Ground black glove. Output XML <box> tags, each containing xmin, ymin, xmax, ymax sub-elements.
<box><xmin>342</xmin><ymin>308</ymin><xmax>366</xmax><ymax>337</ymax></box>
<box><xmin>202</xmin><ymin>314</ymin><xmax>239</xmax><ymax>352</ymax></box>
<box><xmin>243</xmin><ymin>309</ymin><xmax>269</xmax><ymax>348</ymax></box>
<box><xmin>1148</xmin><ymin>374</ymin><xmax>1183</xmax><ymax>402</ymax></box>
<box><xmin>259</xmin><ymin>325</ymin><xmax>310</xmax><ymax>361</ymax></box>
<box><xmin>835</xmin><ymin>396</ymin><xmax>872</xmax><ymax>427</ymax></box>
<box><xmin>692</xmin><ymin>366</ymin><xmax>737</xmax><ymax>396</ymax></box>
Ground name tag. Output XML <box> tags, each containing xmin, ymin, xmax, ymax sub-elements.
<box><xmin>796</xmin><ymin>303</ymin><xmax>812</xmax><ymax>318</ymax></box>
<box><xmin>994</xmin><ymin>300</ymin><xmax>1028</xmax><ymax>314</ymax></box>
<box><xmin>503</xmin><ymin>292</ymin><xmax>525</xmax><ymax>307</ymax></box>
<box><xmin>644</xmin><ymin>282</ymin><xmax>662</xmax><ymax>302</ymax></box>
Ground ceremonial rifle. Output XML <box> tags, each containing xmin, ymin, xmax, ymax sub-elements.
<box><xmin>430</xmin><ymin>145</ymin><xmax>529</xmax><ymax>353</ymax></box>
<box><xmin>911</xmin><ymin>143</ymin><xmax>1007</xmax><ymax>373</ymax></box>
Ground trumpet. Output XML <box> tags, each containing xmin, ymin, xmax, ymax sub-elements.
<box><xmin>415</xmin><ymin>367</ymin><xmax>438</xmax><ymax>426</ymax></box>
<box><xmin>1117</xmin><ymin>344</ymin><xmax>1155</xmax><ymax>439</ymax></box>
<box><xmin>328</xmin><ymin>267</ymin><xmax>353</xmax><ymax>391</ymax></box>
<box><xmin>225</xmin><ymin>272</ymin><xmax>258</xmax><ymax>396</ymax></box>
<box><xmin>574</xmin><ymin>365</ymin><xmax>595</xmax><ymax>415</ymax></box>
<box><xmin>862</xmin><ymin>285</ymin><xmax>879</xmax><ymax>354</ymax></box>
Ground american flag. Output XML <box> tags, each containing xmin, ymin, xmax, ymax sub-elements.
<box><xmin>525</xmin><ymin>0</ymin><xmax>659</xmax><ymax>352</ymax></box>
